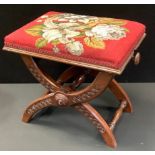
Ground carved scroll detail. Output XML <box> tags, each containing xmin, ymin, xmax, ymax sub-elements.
<box><xmin>67</xmin><ymin>71</ymin><xmax>114</xmax><ymax>105</ymax></box>
<box><xmin>21</xmin><ymin>55</ymin><xmax>60</xmax><ymax>93</ymax></box>
<box><xmin>72</xmin><ymin>86</ymin><xmax>101</xmax><ymax>104</ymax></box>
<box><xmin>73</xmin><ymin>103</ymin><xmax>117</xmax><ymax>148</ymax></box>
<box><xmin>74</xmin><ymin>104</ymin><xmax>105</xmax><ymax>133</ymax></box>
<box><xmin>28</xmin><ymin>65</ymin><xmax>54</xmax><ymax>92</ymax></box>
<box><xmin>26</xmin><ymin>97</ymin><xmax>54</xmax><ymax>115</ymax></box>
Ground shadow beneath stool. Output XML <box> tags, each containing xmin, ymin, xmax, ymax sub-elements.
<box><xmin>30</xmin><ymin>104</ymin><xmax>117</xmax><ymax>145</ymax></box>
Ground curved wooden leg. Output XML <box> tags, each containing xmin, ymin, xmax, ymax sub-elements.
<box><xmin>36</xmin><ymin>91</ymin><xmax>55</xmax><ymax>117</ymax></box>
<box><xmin>108</xmin><ymin>79</ymin><xmax>133</xmax><ymax>113</ymax></box>
<box><xmin>74</xmin><ymin>103</ymin><xmax>117</xmax><ymax>148</ymax></box>
<box><xmin>67</xmin><ymin>71</ymin><xmax>114</xmax><ymax>105</ymax></box>
<box><xmin>21</xmin><ymin>55</ymin><xmax>60</xmax><ymax>92</ymax></box>
<box><xmin>22</xmin><ymin>93</ymin><xmax>57</xmax><ymax>122</ymax></box>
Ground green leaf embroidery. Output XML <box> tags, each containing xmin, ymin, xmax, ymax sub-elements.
<box><xmin>84</xmin><ymin>37</ymin><xmax>105</xmax><ymax>49</ymax></box>
<box><xmin>99</xmin><ymin>18</ymin><xmax>127</xmax><ymax>26</ymax></box>
<box><xmin>25</xmin><ymin>24</ymin><xmax>45</xmax><ymax>36</ymax></box>
<box><xmin>124</xmin><ymin>28</ymin><xmax>129</xmax><ymax>32</ymax></box>
<box><xmin>107</xmin><ymin>21</ymin><xmax>127</xmax><ymax>26</ymax></box>
<box><xmin>35</xmin><ymin>38</ymin><xmax>47</xmax><ymax>48</ymax></box>
<box><xmin>51</xmin><ymin>39</ymin><xmax>60</xmax><ymax>45</ymax></box>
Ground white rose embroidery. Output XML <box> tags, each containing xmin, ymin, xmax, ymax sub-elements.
<box><xmin>64</xmin><ymin>29</ymin><xmax>80</xmax><ymax>38</ymax></box>
<box><xmin>59</xmin><ymin>13</ymin><xmax>98</xmax><ymax>24</ymax></box>
<box><xmin>66</xmin><ymin>41</ymin><xmax>84</xmax><ymax>56</ymax></box>
<box><xmin>69</xmin><ymin>19</ymin><xmax>77</xmax><ymax>23</ymax></box>
<box><xmin>44</xmin><ymin>18</ymin><xmax>58</xmax><ymax>29</ymax></box>
<box><xmin>41</xmin><ymin>15</ymin><xmax>49</xmax><ymax>19</ymax></box>
<box><xmin>57</xmin><ymin>18</ymin><xmax>68</xmax><ymax>22</ymax></box>
<box><xmin>42</xmin><ymin>18</ymin><xmax>81</xmax><ymax>43</ymax></box>
<box><xmin>91</xmin><ymin>24</ymin><xmax>126</xmax><ymax>40</ymax></box>
<box><xmin>85</xmin><ymin>30</ymin><xmax>94</xmax><ymax>37</ymax></box>
<box><xmin>58</xmin><ymin>22</ymin><xmax>79</xmax><ymax>28</ymax></box>
<box><xmin>42</xmin><ymin>29</ymin><xmax>62</xmax><ymax>43</ymax></box>
<box><xmin>59</xmin><ymin>37</ymin><xmax>71</xmax><ymax>44</ymax></box>
<box><xmin>36</xmin><ymin>20</ymin><xmax>42</xmax><ymax>23</ymax></box>
<box><xmin>52</xmin><ymin>46</ymin><xmax>60</xmax><ymax>53</ymax></box>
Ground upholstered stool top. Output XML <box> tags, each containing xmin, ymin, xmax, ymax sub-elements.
<box><xmin>3</xmin><ymin>11</ymin><xmax>146</xmax><ymax>74</ymax></box>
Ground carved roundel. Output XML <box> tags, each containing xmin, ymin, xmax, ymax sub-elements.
<box><xmin>54</xmin><ymin>93</ymin><xmax>69</xmax><ymax>106</ymax></box>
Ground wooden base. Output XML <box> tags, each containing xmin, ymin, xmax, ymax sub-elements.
<box><xmin>21</xmin><ymin>54</ymin><xmax>133</xmax><ymax>148</ymax></box>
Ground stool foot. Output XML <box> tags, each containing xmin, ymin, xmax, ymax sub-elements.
<box><xmin>22</xmin><ymin>107</ymin><xmax>55</xmax><ymax>123</ymax></box>
<box><xmin>22</xmin><ymin>113</ymin><xmax>31</xmax><ymax>123</ymax></box>
<box><xmin>74</xmin><ymin>103</ymin><xmax>117</xmax><ymax>148</ymax></box>
<box><xmin>22</xmin><ymin>93</ymin><xmax>56</xmax><ymax>123</ymax></box>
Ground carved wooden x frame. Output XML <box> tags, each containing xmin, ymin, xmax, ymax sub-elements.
<box><xmin>21</xmin><ymin>54</ymin><xmax>133</xmax><ymax>148</ymax></box>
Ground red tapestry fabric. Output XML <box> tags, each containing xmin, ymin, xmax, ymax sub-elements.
<box><xmin>4</xmin><ymin>11</ymin><xmax>146</xmax><ymax>70</ymax></box>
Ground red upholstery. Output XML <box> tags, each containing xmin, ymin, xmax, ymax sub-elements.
<box><xmin>4</xmin><ymin>11</ymin><xmax>145</xmax><ymax>72</ymax></box>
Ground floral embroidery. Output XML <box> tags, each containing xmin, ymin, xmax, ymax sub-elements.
<box><xmin>25</xmin><ymin>13</ymin><xmax>129</xmax><ymax>56</ymax></box>
<box><xmin>52</xmin><ymin>45</ymin><xmax>60</xmax><ymax>53</ymax></box>
<box><xmin>66</xmin><ymin>41</ymin><xmax>84</xmax><ymax>56</ymax></box>
<box><xmin>91</xmin><ymin>24</ymin><xmax>127</xmax><ymax>40</ymax></box>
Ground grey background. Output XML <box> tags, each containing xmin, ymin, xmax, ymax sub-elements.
<box><xmin>0</xmin><ymin>83</ymin><xmax>154</xmax><ymax>151</ymax></box>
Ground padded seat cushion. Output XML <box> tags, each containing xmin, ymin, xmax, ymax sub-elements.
<box><xmin>3</xmin><ymin>11</ymin><xmax>146</xmax><ymax>74</ymax></box>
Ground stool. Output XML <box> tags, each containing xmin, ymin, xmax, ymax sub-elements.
<box><xmin>3</xmin><ymin>11</ymin><xmax>146</xmax><ymax>148</ymax></box>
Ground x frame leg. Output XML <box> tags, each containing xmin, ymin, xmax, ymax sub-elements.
<box><xmin>21</xmin><ymin>54</ymin><xmax>133</xmax><ymax>148</ymax></box>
